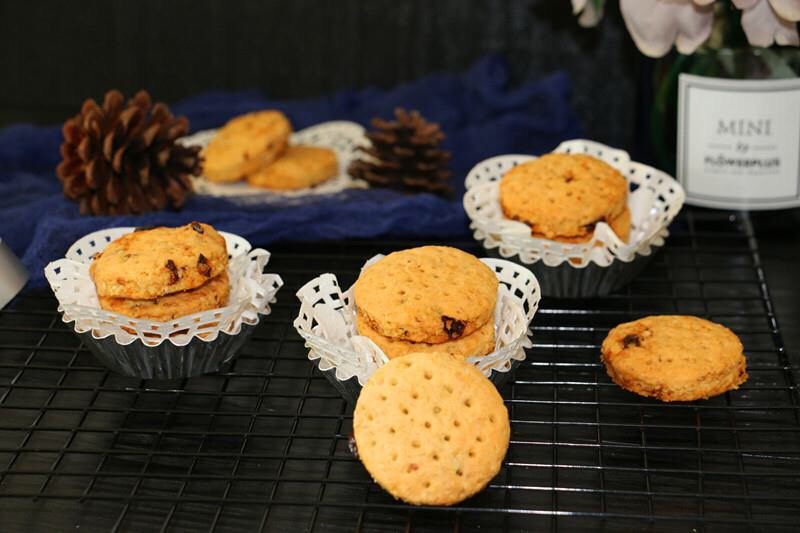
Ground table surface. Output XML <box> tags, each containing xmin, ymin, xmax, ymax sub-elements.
<box><xmin>0</xmin><ymin>208</ymin><xmax>798</xmax><ymax>532</ymax></box>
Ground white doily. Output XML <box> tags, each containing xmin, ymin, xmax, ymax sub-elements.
<box><xmin>180</xmin><ymin>120</ymin><xmax>369</xmax><ymax>200</ymax></box>
<box><xmin>463</xmin><ymin>139</ymin><xmax>686</xmax><ymax>267</ymax></box>
<box><xmin>293</xmin><ymin>255</ymin><xmax>541</xmax><ymax>386</ymax></box>
<box><xmin>44</xmin><ymin>227</ymin><xmax>283</xmax><ymax>347</ymax></box>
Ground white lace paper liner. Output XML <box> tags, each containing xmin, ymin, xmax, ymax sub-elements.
<box><xmin>293</xmin><ymin>255</ymin><xmax>541</xmax><ymax>386</ymax></box>
<box><xmin>463</xmin><ymin>139</ymin><xmax>686</xmax><ymax>268</ymax></box>
<box><xmin>44</xmin><ymin>227</ymin><xmax>284</xmax><ymax>347</ymax></box>
<box><xmin>180</xmin><ymin>120</ymin><xmax>369</xmax><ymax>200</ymax></box>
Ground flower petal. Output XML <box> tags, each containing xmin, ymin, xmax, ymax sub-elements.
<box><xmin>620</xmin><ymin>0</ymin><xmax>714</xmax><ymax>58</ymax></box>
<box><xmin>732</xmin><ymin>0</ymin><xmax>760</xmax><ymax>8</ymax></box>
<box><xmin>741</xmin><ymin>0</ymin><xmax>800</xmax><ymax>46</ymax></box>
<box><xmin>572</xmin><ymin>0</ymin><xmax>588</xmax><ymax>13</ymax></box>
<box><xmin>675</xmin><ymin>2</ymin><xmax>716</xmax><ymax>54</ymax></box>
<box><xmin>769</xmin><ymin>0</ymin><xmax>800</xmax><ymax>21</ymax></box>
<box><xmin>573</xmin><ymin>0</ymin><xmax>604</xmax><ymax>27</ymax></box>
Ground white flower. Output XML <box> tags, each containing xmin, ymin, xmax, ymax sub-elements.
<box><xmin>619</xmin><ymin>0</ymin><xmax>717</xmax><ymax>58</ymax></box>
<box><xmin>572</xmin><ymin>0</ymin><xmax>605</xmax><ymax>27</ymax></box>
<box><xmin>733</xmin><ymin>0</ymin><xmax>800</xmax><ymax>47</ymax></box>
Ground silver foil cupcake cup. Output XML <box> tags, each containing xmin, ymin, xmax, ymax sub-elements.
<box><xmin>77</xmin><ymin>323</ymin><xmax>257</xmax><ymax>379</ymax></box>
<box><xmin>485</xmin><ymin>247</ymin><xmax>659</xmax><ymax>299</ymax></box>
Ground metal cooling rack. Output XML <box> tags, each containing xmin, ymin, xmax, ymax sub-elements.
<box><xmin>0</xmin><ymin>208</ymin><xmax>798</xmax><ymax>532</ymax></box>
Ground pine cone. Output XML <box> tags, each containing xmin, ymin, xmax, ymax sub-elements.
<box><xmin>349</xmin><ymin>108</ymin><xmax>452</xmax><ymax>195</ymax></box>
<box><xmin>56</xmin><ymin>89</ymin><xmax>202</xmax><ymax>216</ymax></box>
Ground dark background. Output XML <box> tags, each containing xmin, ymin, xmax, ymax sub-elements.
<box><xmin>0</xmin><ymin>0</ymin><xmax>641</xmax><ymax>149</ymax></box>
<box><xmin>0</xmin><ymin>0</ymin><xmax>797</xmax><ymax>348</ymax></box>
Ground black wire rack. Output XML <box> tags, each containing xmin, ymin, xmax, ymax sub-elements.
<box><xmin>1</xmin><ymin>208</ymin><xmax>799</xmax><ymax>532</ymax></box>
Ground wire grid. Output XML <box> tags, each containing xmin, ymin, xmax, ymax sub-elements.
<box><xmin>0</xmin><ymin>208</ymin><xmax>798</xmax><ymax>532</ymax></box>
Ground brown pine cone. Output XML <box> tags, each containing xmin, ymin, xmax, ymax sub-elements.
<box><xmin>56</xmin><ymin>89</ymin><xmax>202</xmax><ymax>216</ymax></box>
<box><xmin>348</xmin><ymin>108</ymin><xmax>452</xmax><ymax>195</ymax></box>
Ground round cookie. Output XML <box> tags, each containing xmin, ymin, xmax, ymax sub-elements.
<box><xmin>356</xmin><ymin>312</ymin><xmax>495</xmax><ymax>359</ymax></box>
<box><xmin>90</xmin><ymin>222</ymin><xmax>228</xmax><ymax>300</ymax></box>
<box><xmin>500</xmin><ymin>153</ymin><xmax>628</xmax><ymax>241</ymax></box>
<box><xmin>353</xmin><ymin>352</ymin><xmax>509</xmax><ymax>506</ymax></box>
<box><xmin>353</xmin><ymin>246</ymin><xmax>499</xmax><ymax>344</ymax></box>
<box><xmin>247</xmin><ymin>145</ymin><xmax>338</xmax><ymax>190</ymax></box>
<box><xmin>98</xmin><ymin>271</ymin><xmax>230</xmax><ymax>321</ymax></box>
<box><xmin>203</xmin><ymin>110</ymin><xmax>292</xmax><ymax>183</ymax></box>
<box><xmin>601</xmin><ymin>315</ymin><xmax>748</xmax><ymax>402</ymax></box>
<box><xmin>540</xmin><ymin>206</ymin><xmax>631</xmax><ymax>244</ymax></box>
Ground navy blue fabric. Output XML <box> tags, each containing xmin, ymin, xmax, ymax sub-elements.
<box><xmin>0</xmin><ymin>55</ymin><xmax>581</xmax><ymax>288</ymax></box>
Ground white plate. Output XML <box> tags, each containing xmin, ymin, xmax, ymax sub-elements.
<box><xmin>180</xmin><ymin>120</ymin><xmax>370</xmax><ymax>200</ymax></box>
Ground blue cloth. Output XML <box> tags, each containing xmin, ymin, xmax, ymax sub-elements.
<box><xmin>0</xmin><ymin>55</ymin><xmax>581</xmax><ymax>288</ymax></box>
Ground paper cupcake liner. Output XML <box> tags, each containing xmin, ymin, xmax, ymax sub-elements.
<box><xmin>44</xmin><ymin>227</ymin><xmax>283</xmax><ymax>378</ymax></box>
<box><xmin>293</xmin><ymin>255</ymin><xmax>541</xmax><ymax>401</ymax></box>
<box><xmin>180</xmin><ymin>120</ymin><xmax>369</xmax><ymax>202</ymax></box>
<box><xmin>463</xmin><ymin>139</ymin><xmax>685</xmax><ymax>298</ymax></box>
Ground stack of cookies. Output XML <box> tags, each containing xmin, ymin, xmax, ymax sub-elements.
<box><xmin>90</xmin><ymin>222</ymin><xmax>230</xmax><ymax>321</ymax></box>
<box><xmin>499</xmin><ymin>153</ymin><xmax>630</xmax><ymax>243</ymax></box>
<box><xmin>202</xmin><ymin>110</ymin><xmax>338</xmax><ymax>191</ymax></box>
<box><xmin>353</xmin><ymin>352</ymin><xmax>510</xmax><ymax>505</ymax></box>
<box><xmin>353</xmin><ymin>246</ymin><xmax>499</xmax><ymax>359</ymax></box>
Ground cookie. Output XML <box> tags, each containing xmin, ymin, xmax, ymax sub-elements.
<box><xmin>499</xmin><ymin>153</ymin><xmax>628</xmax><ymax>241</ymax></box>
<box><xmin>353</xmin><ymin>246</ymin><xmax>499</xmax><ymax>344</ymax></box>
<box><xmin>246</xmin><ymin>145</ymin><xmax>338</xmax><ymax>190</ymax></box>
<box><xmin>601</xmin><ymin>315</ymin><xmax>748</xmax><ymax>402</ymax></box>
<box><xmin>539</xmin><ymin>206</ymin><xmax>631</xmax><ymax>244</ymax></box>
<box><xmin>356</xmin><ymin>311</ymin><xmax>495</xmax><ymax>359</ymax></box>
<box><xmin>90</xmin><ymin>222</ymin><xmax>228</xmax><ymax>300</ymax></box>
<box><xmin>353</xmin><ymin>352</ymin><xmax>509</xmax><ymax>506</ymax></box>
<box><xmin>203</xmin><ymin>110</ymin><xmax>292</xmax><ymax>183</ymax></box>
<box><xmin>98</xmin><ymin>270</ymin><xmax>230</xmax><ymax>321</ymax></box>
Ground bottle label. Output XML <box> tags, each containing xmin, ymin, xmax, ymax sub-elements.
<box><xmin>677</xmin><ymin>74</ymin><xmax>800</xmax><ymax>210</ymax></box>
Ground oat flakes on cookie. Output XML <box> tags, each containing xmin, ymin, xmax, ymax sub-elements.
<box><xmin>353</xmin><ymin>246</ymin><xmax>498</xmax><ymax>344</ymax></box>
<box><xmin>499</xmin><ymin>153</ymin><xmax>629</xmax><ymax>243</ymax></box>
<box><xmin>353</xmin><ymin>352</ymin><xmax>509</xmax><ymax>506</ymax></box>
<box><xmin>247</xmin><ymin>145</ymin><xmax>338</xmax><ymax>190</ymax></box>
<box><xmin>601</xmin><ymin>315</ymin><xmax>748</xmax><ymax>402</ymax></box>
<box><xmin>202</xmin><ymin>110</ymin><xmax>292</xmax><ymax>183</ymax></box>
<box><xmin>90</xmin><ymin>222</ymin><xmax>228</xmax><ymax>300</ymax></box>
